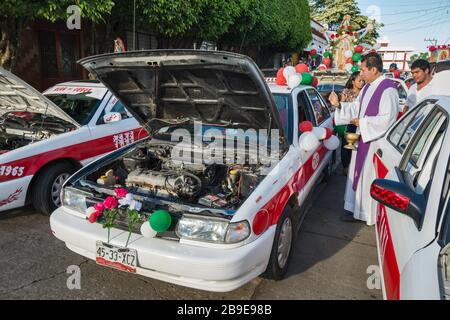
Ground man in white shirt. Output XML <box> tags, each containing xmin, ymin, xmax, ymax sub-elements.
<box><xmin>404</xmin><ymin>59</ymin><xmax>433</xmax><ymax>113</ymax></box>
<box><xmin>329</xmin><ymin>52</ymin><xmax>399</xmax><ymax>225</ymax></box>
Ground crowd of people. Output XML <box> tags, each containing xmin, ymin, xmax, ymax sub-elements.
<box><xmin>328</xmin><ymin>52</ymin><xmax>434</xmax><ymax>224</ymax></box>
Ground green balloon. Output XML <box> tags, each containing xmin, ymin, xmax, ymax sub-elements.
<box><xmin>352</xmin><ymin>53</ymin><xmax>362</xmax><ymax>62</ymax></box>
<box><xmin>301</xmin><ymin>73</ymin><xmax>313</xmax><ymax>85</ymax></box>
<box><xmin>352</xmin><ymin>65</ymin><xmax>359</xmax><ymax>72</ymax></box>
<box><xmin>150</xmin><ymin>209</ymin><xmax>172</xmax><ymax>232</ymax></box>
<box><xmin>323</xmin><ymin>52</ymin><xmax>330</xmax><ymax>57</ymax></box>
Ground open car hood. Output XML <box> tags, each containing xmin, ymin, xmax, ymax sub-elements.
<box><xmin>79</xmin><ymin>50</ymin><xmax>288</xmax><ymax>147</ymax></box>
<box><xmin>0</xmin><ymin>68</ymin><xmax>80</xmax><ymax>127</ymax></box>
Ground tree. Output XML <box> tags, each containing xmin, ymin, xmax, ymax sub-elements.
<box><xmin>0</xmin><ymin>0</ymin><xmax>114</xmax><ymax>70</ymax></box>
<box><xmin>409</xmin><ymin>52</ymin><xmax>430</xmax><ymax>64</ymax></box>
<box><xmin>310</xmin><ymin>0</ymin><xmax>382</xmax><ymax>44</ymax></box>
<box><xmin>219</xmin><ymin>0</ymin><xmax>311</xmax><ymax>53</ymax></box>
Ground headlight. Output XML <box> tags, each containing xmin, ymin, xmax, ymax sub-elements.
<box><xmin>176</xmin><ymin>214</ymin><xmax>250</xmax><ymax>244</ymax></box>
<box><xmin>62</xmin><ymin>187</ymin><xmax>88</xmax><ymax>213</ymax></box>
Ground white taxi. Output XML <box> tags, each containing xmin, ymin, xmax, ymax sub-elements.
<box><xmin>370</xmin><ymin>69</ymin><xmax>450</xmax><ymax>299</ymax></box>
<box><xmin>50</xmin><ymin>50</ymin><xmax>339</xmax><ymax>292</ymax></box>
<box><xmin>0</xmin><ymin>68</ymin><xmax>145</xmax><ymax>215</ymax></box>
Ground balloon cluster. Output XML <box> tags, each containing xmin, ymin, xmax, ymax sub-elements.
<box><xmin>299</xmin><ymin>121</ymin><xmax>340</xmax><ymax>152</ymax></box>
<box><xmin>276</xmin><ymin>64</ymin><xmax>318</xmax><ymax>88</ymax></box>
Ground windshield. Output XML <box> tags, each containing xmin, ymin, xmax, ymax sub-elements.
<box><xmin>45</xmin><ymin>93</ymin><xmax>104</xmax><ymax>126</ymax></box>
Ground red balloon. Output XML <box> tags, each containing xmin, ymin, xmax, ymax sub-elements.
<box><xmin>346</xmin><ymin>57</ymin><xmax>354</xmax><ymax>64</ymax></box>
<box><xmin>347</xmin><ymin>25</ymin><xmax>352</xmax><ymax>30</ymax></box>
<box><xmin>330</xmin><ymin>34</ymin><xmax>335</xmax><ymax>39</ymax></box>
<box><xmin>276</xmin><ymin>68</ymin><xmax>287</xmax><ymax>86</ymax></box>
<box><xmin>336</xmin><ymin>33</ymin><xmax>340</xmax><ymax>38</ymax></box>
<box><xmin>318</xmin><ymin>65</ymin><xmax>327</xmax><ymax>71</ymax></box>
<box><xmin>295</xmin><ymin>63</ymin><xmax>309</xmax><ymax>73</ymax></box>
<box><xmin>312</xmin><ymin>77</ymin><xmax>319</xmax><ymax>88</ymax></box>
<box><xmin>299</xmin><ymin>121</ymin><xmax>314</xmax><ymax>133</ymax></box>
<box><xmin>349</xmin><ymin>32</ymin><xmax>354</xmax><ymax>36</ymax></box>
<box><xmin>325</xmin><ymin>128</ymin><xmax>333</xmax><ymax>140</ymax></box>
<box><xmin>393</xmin><ymin>70</ymin><xmax>401</xmax><ymax>79</ymax></box>
<box><xmin>310</xmin><ymin>49</ymin><xmax>317</xmax><ymax>56</ymax></box>
<box><xmin>322</xmin><ymin>57</ymin><xmax>331</xmax><ymax>66</ymax></box>
<box><xmin>355</xmin><ymin>45</ymin><xmax>364</xmax><ymax>53</ymax></box>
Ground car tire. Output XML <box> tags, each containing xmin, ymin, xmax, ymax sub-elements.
<box><xmin>263</xmin><ymin>205</ymin><xmax>296</xmax><ymax>280</ymax></box>
<box><xmin>32</xmin><ymin>162</ymin><xmax>75</xmax><ymax>216</ymax></box>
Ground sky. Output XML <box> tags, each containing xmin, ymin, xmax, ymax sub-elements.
<box><xmin>357</xmin><ymin>0</ymin><xmax>450</xmax><ymax>54</ymax></box>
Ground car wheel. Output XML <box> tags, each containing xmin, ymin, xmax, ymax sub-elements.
<box><xmin>263</xmin><ymin>206</ymin><xmax>296</xmax><ymax>280</ymax></box>
<box><xmin>32</xmin><ymin>162</ymin><xmax>75</xmax><ymax>215</ymax></box>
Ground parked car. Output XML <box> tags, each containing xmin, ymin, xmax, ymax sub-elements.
<box><xmin>50</xmin><ymin>50</ymin><xmax>335</xmax><ymax>292</ymax></box>
<box><xmin>0</xmin><ymin>69</ymin><xmax>145</xmax><ymax>215</ymax></box>
<box><xmin>369</xmin><ymin>69</ymin><xmax>450</xmax><ymax>299</ymax></box>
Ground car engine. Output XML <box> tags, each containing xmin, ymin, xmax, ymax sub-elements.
<box><xmin>90</xmin><ymin>142</ymin><xmax>266</xmax><ymax>210</ymax></box>
<box><xmin>0</xmin><ymin>111</ymin><xmax>74</xmax><ymax>152</ymax></box>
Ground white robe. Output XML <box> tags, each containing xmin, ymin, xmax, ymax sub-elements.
<box><xmin>335</xmin><ymin>76</ymin><xmax>399</xmax><ymax>226</ymax></box>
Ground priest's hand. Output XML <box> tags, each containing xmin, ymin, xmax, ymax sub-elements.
<box><xmin>329</xmin><ymin>91</ymin><xmax>340</xmax><ymax>107</ymax></box>
<box><xmin>351</xmin><ymin>118</ymin><xmax>360</xmax><ymax>127</ymax></box>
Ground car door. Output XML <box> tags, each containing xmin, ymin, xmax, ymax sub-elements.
<box><xmin>400</xmin><ymin>147</ymin><xmax>450</xmax><ymax>300</ymax></box>
<box><xmin>86</xmin><ymin>95</ymin><xmax>144</xmax><ymax>163</ymax></box>
<box><xmin>294</xmin><ymin>89</ymin><xmax>333</xmax><ymax>204</ymax></box>
<box><xmin>372</xmin><ymin>100</ymin><xmax>448</xmax><ymax>299</ymax></box>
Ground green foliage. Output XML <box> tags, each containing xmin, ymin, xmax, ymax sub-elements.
<box><xmin>220</xmin><ymin>0</ymin><xmax>312</xmax><ymax>52</ymax></box>
<box><xmin>409</xmin><ymin>52</ymin><xmax>430</xmax><ymax>64</ymax></box>
<box><xmin>0</xmin><ymin>0</ymin><xmax>114</xmax><ymax>22</ymax></box>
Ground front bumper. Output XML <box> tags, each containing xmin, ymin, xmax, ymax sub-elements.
<box><xmin>50</xmin><ymin>207</ymin><xmax>276</xmax><ymax>292</ymax></box>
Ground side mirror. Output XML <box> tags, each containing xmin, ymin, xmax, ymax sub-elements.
<box><xmin>103</xmin><ymin>112</ymin><xmax>122</xmax><ymax>124</ymax></box>
<box><xmin>370</xmin><ymin>179</ymin><xmax>426</xmax><ymax>230</ymax></box>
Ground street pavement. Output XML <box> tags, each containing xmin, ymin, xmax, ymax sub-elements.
<box><xmin>0</xmin><ymin>172</ymin><xmax>382</xmax><ymax>300</ymax></box>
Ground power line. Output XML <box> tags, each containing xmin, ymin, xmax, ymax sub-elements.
<box><xmin>383</xmin><ymin>16</ymin><xmax>450</xmax><ymax>34</ymax></box>
<box><xmin>381</xmin><ymin>6</ymin><xmax>448</xmax><ymax>26</ymax></box>
<box><xmin>359</xmin><ymin>0</ymin><xmax>448</xmax><ymax>7</ymax></box>
<box><xmin>376</xmin><ymin>4</ymin><xmax>450</xmax><ymax>16</ymax></box>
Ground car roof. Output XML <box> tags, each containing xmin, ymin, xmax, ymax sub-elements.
<box><xmin>265</xmin><ymin>78</ymin><xmax>312</xmax><ymax>94</ymax></box>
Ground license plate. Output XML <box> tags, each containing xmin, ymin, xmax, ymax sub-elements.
<box><xmin>95</xmin><ymin>241</ymin><xmax>137</xmax><ymax>273</ymax></box>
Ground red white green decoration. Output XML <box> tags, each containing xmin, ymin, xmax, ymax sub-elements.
<box><xmin>276</xmin><ymin>65</ymin><xmax>318</xmax><ymax>88</ymax></box>
<box><xmin>319</xmin><ymin>15</ymin><xmax>379</xmax><ymax>72</ymax></box>
<box><xmin>298</xmin><ymin>121</ymin><xmax>339</xmax><ymax>152</ymax></box>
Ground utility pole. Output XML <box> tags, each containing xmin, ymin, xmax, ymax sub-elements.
<box><xmin>133</xmin><ymin>0</ymin><xmax>136</xmax><ymax>51</ymax></box>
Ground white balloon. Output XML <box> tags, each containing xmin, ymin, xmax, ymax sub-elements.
<box><xmin>287</xmin><ymin>74</ymin><xmax>301</xmax><ymax>88</ymax></box>
<box><xmin>299</xmin><ymin>132</ymin><xmax>320</xmax><ymax>152</ymax></box>
<box><xmin>140</xmin><ymin>221</ymin><xmax>157</xmax><ymax>238</ymax></box>
<box><xmin>345</xmin><ymin>63</ymin><xmax>353</xmax><ymax>72</ymax></box>
<box><xmin>344</xmin><ymin>50</ymin><xmax>353</xmax><ymax>58</ymax></box>
<box><xmin>312</xmin><ymin>127</ymin><xmax>327</xmax><ymax>140</ymax></box>
<box><xmin>324</xmin><ymin>135</ymin><xmax>340</xmax><ymax>151</ymax></box>
<box><xmin>283</xmin><ymin>66</ymin><xmax>296</xmax><ymax>79</ymax></box>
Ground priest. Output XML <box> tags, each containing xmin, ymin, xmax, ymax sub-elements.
<box><xmin>329</xmin><ymin>52</ymin><xmax>400</xmax><ymax>225</ymax></box>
